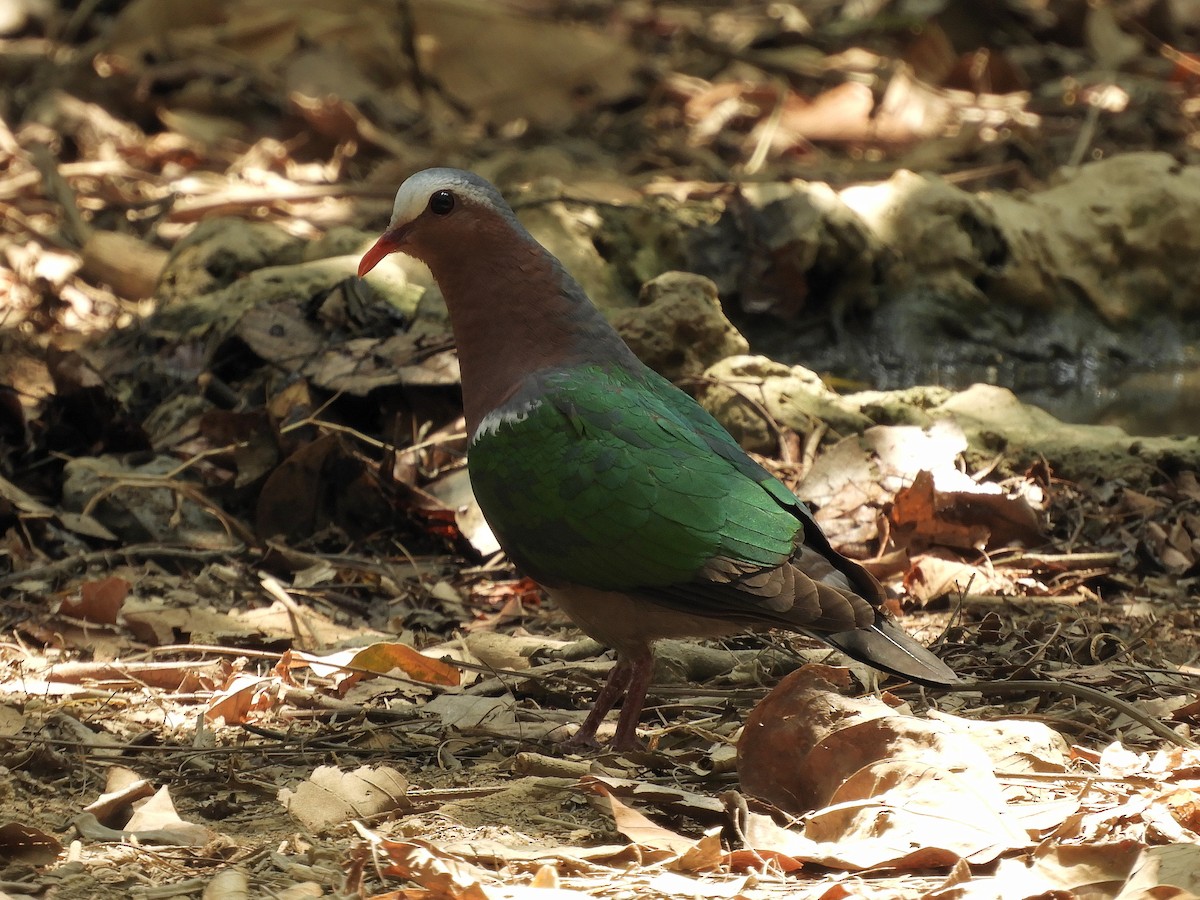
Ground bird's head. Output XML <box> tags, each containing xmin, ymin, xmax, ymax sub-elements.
<box><xmin>358</xmin><ymin>168</ymin><xmax>518</xmax><ymax>277</ymax></box>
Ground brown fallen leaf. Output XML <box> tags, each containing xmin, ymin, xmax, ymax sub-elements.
<box><xmin>123</xmin><ymin>786</ymin><xmax>213</xmax><ymax>847</ymax></box>
<box><xmin>59</xmin><ymin>576</ymin><xmax>130</xmax><ymax>624</ymax></box>
<box><xmin>205</xmin><ymin>672</ymin><xmax>279</xmax><ymax>725</ymax></box>
<box><xmin>738</xmin><ymin>665</ymin><xmax>894</xmax><ymax>812</ymax></box>
<box><xmin>255</xmin><ymin>432</ymin><xmax>390</xmax><ymax>540</ymax></box>
<box><xmin>44</xmin><ymin>659</ymin><xmax>225</xmax><ymax>690</ymax></box>
<box><xmin>737</xmin><ymin>664</ymin><xmax>1043</xmax><ymax>868</ymax></box>
<box><xmin>1164</xmin><ymin>789</ymin><xmax>1200</xmax><ymax>833</ymax></box>
<box><xmin>892</xmin><ymin>469</ymin><xmax>989</xmax><ymax>550</ymax></box>
<box><xmin>372</xmin><ymin>837</ymin><xmax>495</xmax><ymax>898</ymax></box>
<box><xmin>0</xmin><ymin>822</ymin><xmax>62</xmax><ymax>865</ymax></box>
<box><xmin>1119</xmin><ymin>844</ymin><xmax>1200</xmax><ymax>897</ymax></box>
<box><xmin>279</xmin><ymin>764</ymin><xmax>409</xmax><ymax>830</ymax></box>
<box><xmin>85</xmin><ymin>767</ymin><xmax>155</xmax><ymax>826</ymax></box>
<box><xmin>892</xmin><ymin>469</ymin><xmax>1044</xmax><ymax>552</ymax></box>
<box><xmin>409</xmin><ymin>0</ymin><xmax>640</xmax><ymax>128</ymax></box>
<box><xmin>989</xmin><ymin>840</ymin><xmax>1146</xmax><ymax>897</ymax></box>
<box><xmin>79</xmin><ymin>229</ymin><xmax>168</xmax><ymax>299</ymax></box>
<box><xmin>283</xmin><ymin>642</ymin><xmax>461</xmax><ymax>690</ymax></box>
<box><xmin>586</xmin><ymin>781</ymin><xmax>723</xmax><ymax>873</ymax></box>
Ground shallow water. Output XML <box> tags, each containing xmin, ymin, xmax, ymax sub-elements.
<box><xmin>876</xmin><ymin>360</ymin><xmax>1200</xmax><ymax>437</ymax></box>
<box><xmin>1018</xmin><ymin>365</ymin><xmax>1200</xmax><ymax>437</ymax></box>
<box><xmin>738</xmin><ymin>314</ymin><xmax>1198</xmax><ymax>438</ymax></box>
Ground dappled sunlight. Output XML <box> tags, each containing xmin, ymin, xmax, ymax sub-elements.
<box><xmin>3</xmin><ymin>1</ymin><xmax>1200</xmax><ymax>897</ymax></box>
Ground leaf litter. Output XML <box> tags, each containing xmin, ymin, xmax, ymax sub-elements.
<box><xmin>2</xmin><ymin>1</ymin><xmax>1200</xmax><ymax>898</ymax></box>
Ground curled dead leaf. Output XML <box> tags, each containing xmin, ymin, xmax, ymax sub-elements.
<box><xmin>279</xmin><ymin>764</ymin><xmax>409</xmax><ymax>830</ymax></box>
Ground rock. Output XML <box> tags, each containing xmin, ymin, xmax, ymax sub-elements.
<box><xmin>612</xmin><ymin>272</ymin><xmax>748</xmax><ymax>380</ymax></box>
<box><xmin>697</xmin><ymin>358</ymin><xmax>1200</xmax><ymax>485</ymax></box>
<box><xmin>841</xmin><ymin>169</ymin><xmax>1004</xmax><ymax>311</ymax></box>
<box><xmin>833</xmin><ymin>155</ymin><xmax>1199</xmax><ymax>387</ymax></box>
<box><xmin>519</xmin><ymin>197</ymin><xmax>633</xmax><ymax>315</ymax></box>
<box><xmin>688</xmin><ymin>179</ymin><xmax>879</xmax><ymax>321</ymax></box>
<box><xmin>931</xmin><ymin>383</ymin><xmax>1200</xmax><ymax>483</ymax></box>
<box><xmin>305</xmin><ymin>226</ymin><xmax>379</xmax><ymax>261</ymax></box>
<box><xmin>841</xmin><ymin>153</ymin><xmax>1200</xmax><ymax>327</ymax></box>
<box><xmin>989</xmin><ymin>153</ymin><xmax>1200</xmax><ymax>325</ymax></box>
<box><xmin>149</xmin><ymin>256</ymin><xmax>420</xmax><ymax>338</ymax></box>
<box><xmin>157</xmin><ymin>218</ymin><xmax>304</xmax><ymax>303</ymax></box>
<box><xmin>849</xmin><ymin>385</ymin><xmax>955</xmax><ymax>427</ymax></box>
<box><xmin>698</xmin><ymin>355</ymin><xmax>874</xmax><ymax>453</ymax></box>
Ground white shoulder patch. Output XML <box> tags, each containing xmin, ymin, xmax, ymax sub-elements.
<box><xmin>471</xmin><ymin>397</ymin><xmax>544</xmax><ymax>444</ymax></box>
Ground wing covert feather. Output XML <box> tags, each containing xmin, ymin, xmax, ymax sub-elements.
<box><xmin>468</xmin><ymin>366</ymin><xmax>800</xmax><ymax>594</ymax></box>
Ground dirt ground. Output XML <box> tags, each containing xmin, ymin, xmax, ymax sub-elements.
<box><xmin>2</xmin><ymin>2</ymin><xmax>1200</xmax><ymax>898</ymax></box>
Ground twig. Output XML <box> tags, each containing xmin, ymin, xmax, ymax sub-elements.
<box><xmin>1066</xmin><ymin>80</ymin><xmax>1109</xmax><ymax>168</ymax></box>
<box><xmin>743</xmin><ymin>81</ymin><xmax>787</xmax><ymax>176</ymax></box>
<box><xmin>798</xmin><ymin>420</ymin><xmax>827</xmax><ymax>480</ymax></box>
<box><xmin>1018</xmin><ymin>622</ymin><xmax>1063</xmax><ymax>672</ymax></box>
<box><xmin>260</xmin><ymin>574</ymin><xmax>321</xmax><ymax>650</ymax></box>
<box><xmin>987</xmin><ymin>551</ymin><xmax>1124</xmax><ymax>570</ymax></box>
<box><xmin>28</xmin><ymin>143</ymin><xmax>91</xmax><ymax>245</ymax></box>
<box><xmin>280</xmin><ymin>412</ymin><xmax>466</xmax><ymax>456</ymax></box>
<box><xmin>0</xmin><ymin>159</ymin><xmax>137</xmax><ymax>201</ymax></box>
<box><xmin>956</xmin><ymin>678</ymin><xmax>1195</xmax><ymax>749</ymax></box>
<box><xmin>78</xmin><ymin>474</ymin><xmax>256</xmax><ymax>545</ymax></box>
<box><xmin>167</xmin><ymin>182</ymin><xmax>395</xmax><ymax>221</ymax></box>
<box><xmin>0</xmin><ymin>544</ymin><xmax>243</xmax><ymax>591</ymax></box>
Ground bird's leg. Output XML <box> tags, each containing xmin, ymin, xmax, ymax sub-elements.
<box><xmin>566</xmin><ymin>654</ymin><xmax>633</xmax><ymax>747</ymax></box>
<box><xmin>610</xmin><ymin>651</ymin><xmax>654</xmax><ymax>751</ymax></box>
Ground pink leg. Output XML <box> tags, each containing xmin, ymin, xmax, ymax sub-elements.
<box><xmin>611</xmin><ymin>652</ymin><xmax>654</xmax><ymax>751</ymax></box>
<box><xmin>566</xmin><ymin>655</ymin><xmax>633</xmax><ymax>747</ymax></box>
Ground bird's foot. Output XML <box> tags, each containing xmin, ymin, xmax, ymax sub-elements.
<box><xmin>608</xmin><ymin>733</ymin><xmax>645</xmax><ymax>752</ymax></box>
<box><xmin>561</xmin><ymin>730</ymin><xmax>644</xmax><ymax>753</ymax></box>
<box><xmin>560</xmin><ymin>716</ymin><xmax>645</xmax><ymax>752</ymax></box>
<box><xmin>561</xmin><ymin>728</ymin><xmax>602</xmax><ymax>750</ymax></box>
<box><xmin>609</xmin><ymin>717</ymin><xmax>644</xmax><ymax>752</ymax></box>
<box><xmin>558</xmin><ymin>649</ymin><xmax>654</xmax><ymax>752</ymax></box>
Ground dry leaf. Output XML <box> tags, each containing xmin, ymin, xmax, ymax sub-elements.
<box><xmin>0</xmin><ymin>822</ymin><xmax>62</xmax><ymax>865</ymax></box>
<box><xmin>124</xmin><ymin>786</ymin><xmax>213</xmax><ymax>847</ymax></box>
<box><xmin>59</xmin><ymin>576</ymin><xmax>130</xmax><ymax>624</ymax></box>
<box><xmin>284</xmin><ymin>641</ymin><xmax>461</xmax><ymax>689</ymax></box>
<box><xmin>279</xmin><ymin>765</ymin><xmax>409</xmax><ymax>830</ymax></box>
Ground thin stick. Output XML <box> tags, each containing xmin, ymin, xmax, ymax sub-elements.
<box><xmin>958</xmin><ymin>678</ymin><xmax>1195</xmax><ymax>749</ymax></box>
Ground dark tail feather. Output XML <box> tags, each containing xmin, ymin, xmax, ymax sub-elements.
<box><xmin>823</xmin><ymin>616</ymin><xmax>959</xmax><ymax>687</ymax></box>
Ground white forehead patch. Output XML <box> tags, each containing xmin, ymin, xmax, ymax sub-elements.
<box><xmin>388</xmin><ymin>168</ymin><xmax>508</xmax><ymax>229</ymax></box>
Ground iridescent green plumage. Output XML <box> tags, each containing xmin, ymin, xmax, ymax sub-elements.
<box><xmin>468</xmin><ymin>361</ymin><xmax>906</xmax><ymax>643</ymax></box>
<box><xmin>470</xmin><ymin>364</ymin><xmax>798</xmax><ymax>594</ymax></box>
<box><xmin>475</xmin><ymin>364</ymin><xmax>796</xmax><ymax>571</ymax></box>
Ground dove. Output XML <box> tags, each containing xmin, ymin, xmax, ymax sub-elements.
<box><xmin>359</xmin><ymin>169</ymin><xmax>957</xmax><ymax>749</ymax></box>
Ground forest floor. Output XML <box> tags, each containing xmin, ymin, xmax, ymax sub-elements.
<box><xmin>2</xmin><ymin>2</ymin><xmax>1200</xmax><ymax>898</ymax></box>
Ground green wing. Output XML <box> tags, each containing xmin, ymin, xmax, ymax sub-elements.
<box><xmin>640</xmin><ymin>367</ymin><xmax>808</xmax><ymax>516</ymax></box>
<box><xmin>467</xmin><ymin>364</ymin><xmax>800</xmax><ymax>593</ymax></box>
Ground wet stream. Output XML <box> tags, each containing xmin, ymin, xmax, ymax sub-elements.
<box><xmin>860</xmin><ymin>358</ymin><xmax>1200</xmax><ymax>437</ymax></box>
<box><xmin>741</xmin><ymin>320</ymin><xmax>1200</xmax><ymax>438</ymax></box>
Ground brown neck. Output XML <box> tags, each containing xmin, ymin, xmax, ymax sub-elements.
<box><xmin>412</xmin><ymin>217</ymin><xmax>634</xmax><ymax>434</ymax></box>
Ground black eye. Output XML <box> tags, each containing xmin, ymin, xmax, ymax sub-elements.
<box><xmin>429</xmin><ymin>190</ymin><xmax>455</xmax><ymax>215</ymax></box>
